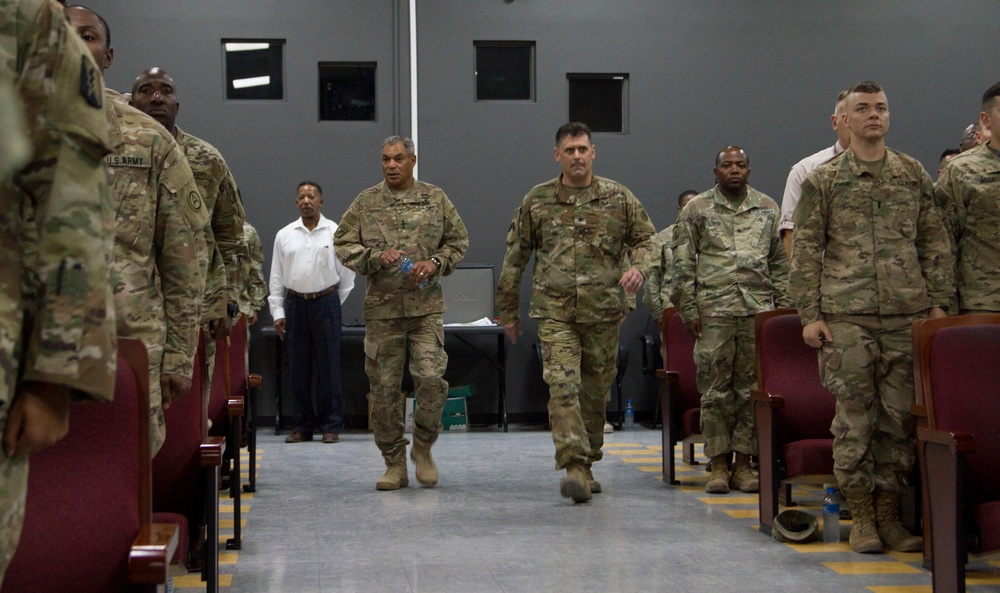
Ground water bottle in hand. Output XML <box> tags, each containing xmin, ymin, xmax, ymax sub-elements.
<box><xmin>822</xmin><ymin>486</ymin><xmax>841</xmax><ymax>543</ymax></box>
<box><xmin>398</xmin><ymin>256</ymin><xmax>427</xmax><ymax>288</ymax></box>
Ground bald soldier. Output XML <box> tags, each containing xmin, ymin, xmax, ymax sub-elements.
<box><xmin>497</xmin><ymin>122</ymin><xmax>655</xmax><ymax>503</ymax></box>
<box><xmin>1</xmin><ymin>0</ymin><xmax>116</xmax><ymax>583</ymax></box>
<box><xmin>67</xmin><ymin>5</ymin><xmax>206</xmax><ymax>454</ymax></box>
<box><xmin>670</xmin><ymin>146</ymin><xmax>790</xmax><ymax>495</ymax></box>
<box><xmin>130</xmin><ymin>67</ymin><xmax>246</xmax><ymax>377</ymax></box>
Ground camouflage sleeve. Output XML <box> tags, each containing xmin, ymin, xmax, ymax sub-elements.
<box><xmin>201</xmin><ymin>229</ymin><xmax>227</xmax><ymax>321</ymax></box>
<box><xmin>496</xmin><ymin>201</ymin><xmax>533</xmax><ymax>325</ymax></box>
<box><xmin>214</xmin><ymin>173</ymin><xmax>245</xmax><ymax>305</ymax></box>
<box><xmin>768</xmin><ymin>212</ymin><xmax>793</xmax><ymax>308</ymax></box>
<box><xmin>668</xmin><ymin>212</ymin><xmax>699</xmax><ymax>324</ymax></box>
<box><xmin>333</xmin><ymin>201</ymin><xmax>380</xmax><ymax>276</ymax></box>
<box><xmin>155</xmin><ymin>148</ymin><xmax>205</xmax><ymax>378</ymax></box>
<box><xmin>243</xmin><ymin>223</ymin><xmax>267</xmax><ymax>312</ymax></box>
<box><xmin>641</xmin><ymin>235</ymin><xmax>664</xmax><ymax>319</ymax></box>
<box><xmin>933</xmin><ymin>168</ymin><xmax>961</xmax><ymax>262</ymax></box>
<box><xmin>915</xmin><ymin>170</ymin><xmax>956</xmax><ymax>309</ymax></box>
<box><xmin>16</xmin><ymin>2</ymin><xmax>117</xmax><ymax>402</ymax></box>
<box><xmin>624</xmin><ymin>190</ymin><xmax>656</xmax><ymax>280</ymax></box>
<box><xmin>788</xmin><ymin>175</ymin><xmax>826</xmax><ymax>324</ymax></box>
<box><xmin>434</xmin><ymin>193</ymin><xmax>469</xmax><ymax>276</ymax></box>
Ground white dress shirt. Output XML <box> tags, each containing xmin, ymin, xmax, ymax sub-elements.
<box><xmin>268</xmin><ymin>213</ymin><xmax>355</xmax><ymax>321</ymax></box>
<box><xmin>779</xmin><ymin>140</ymin><xmax>846</xmax><ymax>232</ymax></box>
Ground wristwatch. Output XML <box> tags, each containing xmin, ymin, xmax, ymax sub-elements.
<box><xmin>430</xmin><ymin>256</ymin><xmax>442</xmax><ymax>269</ymax></box>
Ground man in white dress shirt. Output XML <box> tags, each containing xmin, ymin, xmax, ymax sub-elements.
<box><xmin>269</xmin><ymin>181</ymin><xmax>355</xmax><ymax>443</ymax></box>
<box><xmin>779</xmin><ymin>90</ymin><xmax>851</xmax><ymax>256</ymax></box>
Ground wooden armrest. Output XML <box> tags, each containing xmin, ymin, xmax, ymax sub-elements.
<box><xmin>655</xmin><ymin>369</ymin><xmax>678</xmax><ymax>382</ymax></box>
<box><xmin>227</xmin><ymin>395</ymin><xmax>245</xmax><ymax>416</ymax></box>
<box><xmin>129</xmin><ymin>522</ymin><xmax>179</xmax><ymax>585</ymax></box>
<box><xmin>200</xmin><ymin>436</ymin><xmax>225</xmax><ymax>467</ymax></box>
<box><xmin>248</xmin><ymin>373</ymin><xmax>262</xmax><ymax>389</ymax></box>
<box><xmin>750</xmin><ymin>388</ymin><xmax>785</xmax><ymax>409</ymax></box>
<box><xmin>910</xmin><ymin>404</ymin><xmax>927</xmax><ymax>418</ymax></box>
<box><xmin>916</xmin><ymin>427</ymin><xmax>976</xmax><ymax>455</ymax></box>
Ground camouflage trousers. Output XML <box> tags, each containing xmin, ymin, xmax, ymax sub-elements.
<box><xmin>537</xmin><ymin>319</ymin><xmax>619</xmax><ymax>469</ymax></box>
<box><xmin>365</xmin><ymin>314</ymin><xmax>448</xmax><ymax>466</ymax></box>
<box><xmin>695</xmin><ymin>315</ymin><xmax>757</xmax><ymax>458</ymax></box>
<box><xmin>820</xmin><ymin>313</ymin><xmax>924</xmax><ymax>494</ymax></box>
<box><xmin>0</xmin><ymin>407</ymin><xmax>27</xmax><ymax>589</ymax></box>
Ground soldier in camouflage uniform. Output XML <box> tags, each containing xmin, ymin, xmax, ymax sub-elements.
<box><xmin>129</xmin><ymin>67</ymin><xmax>246</xmax><ymax>382</ymax></box>
<box><xmin>670</xmin><ymin>146</ymin><xmax>790</xmax><ymax>495</ymax></box>
<box><xmin>789</xmin><ymin>81</ymin><xmax>954</xmax><ymax>554</ymax></box>
<box><xmin>1</xmin><ymin>0</ymin><xmax>116</xmax><ymax>583</ymax></box>
<box><xmin>643</xmin><ymin>190</ymin><xmax>697</xmax><ymax>327</ymax></box>
<box><xmin>935</xmin><ymin>81</ymin><xmax>1000</xmax><ymax>314</ymax></box>
<box><xmin>67</xmin><ymin>6</ymin><xmax>207</xmax><ymax>455</ymax></box>
<box><xmin>497</xmin><ymin>122</ymin><xmax>655</xmax><ymax>503</ymax></box>
<box><xmin>334</xmin><ymin>136</ymin><xmax>468</xmax><ymax>491</ymax></box>
<box><xmin>239</xmin><ymin>221</ymin><xmax>267</xmax><ymax>326</ymax></box>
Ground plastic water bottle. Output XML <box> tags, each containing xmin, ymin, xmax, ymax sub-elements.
<box><xmin>398</xmin><ymin>256</ymin><xmax>427</xmax><ymax>288</ymax></box>
<box><xmin>822</xmin><ymin>486</ymin><xmax>841</xmax><ymax>543</ymax></box>
<box><xmin>623</xmin><ymin>399</ymin><xmax>635</xmax><ymax>430</ymax></box>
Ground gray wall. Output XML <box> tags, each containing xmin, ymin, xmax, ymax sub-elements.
<box><xmin>86</xmin><ymin>0</ymin><xmax>995</xmax><ymax>425</ymax></box>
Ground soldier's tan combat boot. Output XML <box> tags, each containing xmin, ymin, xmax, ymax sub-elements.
<box><xmin>375</xmin><ymin>463</ymin><xmax>409</xmax><ymax>491</ymax></box>
<box><xmin>584</xmin><ymin>463</ymin><xmax>601</xmax><ymax>494</ymax></box>
<box><xmin>874</xmin><ymin>489</ymin><xmax>922</xmax><ymax>552</ymax></box>
<box><xmin>705</xmin><ymin>454</ymin><xmax>730</xmax><ymax>494</ymax></box>
<box><xmin>730</xmin><ymin>453</ymin><xmax>759</xmax><ymax>493</ymax></box>
<box><xmin>410</xmin><ymin>439</ymin><xmax>438</xmax><ymax>487</ymax></box>
<box><xmin>560</xmin><ymin>463</ymin><xmax>592</xmax><ymax>503</ymax></box>
<box><xmin>845</xmin><ymin>491</ymin><xmax>883</xmax><ymax>553</ymax></box>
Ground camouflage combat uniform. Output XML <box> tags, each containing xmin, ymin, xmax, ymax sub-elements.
<box><xmin>670</xmin><ymin>185</ymin><xmax>790</xmax><ymax>458</ymax></box>
<box><xmin>238</xmin><ymin>221</ymin><xmax>267</xmax><ymax>318</ymax></box>
<box><xmin>1</xmin><ymin>0</ymin><xmax>116</xmax><ymax>582</ymax></box>
<box><xmin>642</xmin><ymin>224</ymin><xmax>676</xmax><ymax>323</ymax></box>
<box><xmin>789</xmin><ymin>148</ymin><xmax>954</xmax><ymax>494</ymax></box>
<box><xmin>334</xmin><ymin>180</ymin><xmax>468</xmax><ymax>466</ymax></box>
<box><xmin>174</xmin><ymin>126</ymin><xmax>244</xmax><ymax>380</ymax></box>
<box><xmin>496</xmin><ymin>176</ymin><xmax>655</xmax><ymax>469</ymax></box>
<box><xmin>104</xmin><ymin>89</ymin><xmax>206</xmax><ymax>455</ymax></box>
<box><xmin>934</xmin><ymin>143</ymin><xmax>1000</xmax><ymax>313</ymax></box>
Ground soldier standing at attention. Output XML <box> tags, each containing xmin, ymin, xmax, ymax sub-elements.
<box><xmin>130</xmin><ymin>67</ymin><xmax>246</xmax><ymax>375</ymax></box>
<box><xmin>1</xmin><ymin>0</ymin><xmax>116</xmax><ymax>583</ymax></box>
<box><xmin>496</xmin><ymin>122</ymin><xmax>655</xmax><ymax>503</ymax></box>
<box><xmin>643</xmin><ymin>190</ymin><xmax>697</xmax><ymax>328</ymax></box>
<box><xmin>239</xmin><ymin>221</ymin><xmax>268</xmax><ymax>327</ymax></box>
<box><xmin>935</xmin><ymin>81</ymin><xmax>1000</xmax><ymax>314</ymax></box>
<box><xmin>670</xmin><ymin>146</ymin><xmax>790</xmax><ymax>495</ymax></box>
<box><xmin>789</xmin><ymin>80</ymin><xmax>954</xmax><ymax>554</ymax></box>
<box><xmin>334</xmin><ymin>136</ymin><xmax>468</xmax><ymax>491</ymax></box>
<box><xmin>269</xmin><ymin>181</ymin><xmax>355</xmax><ymax>445</ymax></box>
<box><xmin>67</xmin><ymin>6</ymin><xmax>207</xmax><ymax>455</ymax></box>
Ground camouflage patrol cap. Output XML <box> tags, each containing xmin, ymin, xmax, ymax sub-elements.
<box><xmin>772</xmin><ymin>510</ymin><xmax>819</xmax><ymax>543</ymax></box>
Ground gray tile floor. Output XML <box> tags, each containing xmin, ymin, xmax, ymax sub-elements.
<box><xmin>230</xmin><ymin>426</ymin><xmax>997</xmax><ymax>593</ymax></box>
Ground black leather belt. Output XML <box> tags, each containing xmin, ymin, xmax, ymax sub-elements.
<box><xmin>287</xmin><ymin>285</ymin><xmax>337</xmax><ymax>300</ymax></box>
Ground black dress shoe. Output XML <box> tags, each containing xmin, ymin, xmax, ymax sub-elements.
<box><xmin>284</xmin><ymin>431</ymin><xmax>313</xmax><ymax>443</ymax></box>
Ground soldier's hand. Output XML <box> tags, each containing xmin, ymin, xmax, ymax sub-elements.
<box><xmin>248</xmin><ymin>311</ymin><xmax>259</xmax><ymax>326</ymax></box>
<box><xmin>161</xmin><ymin>374</ymin><xmax>192</xmax><ymax>409</ymax></box>
<box><xmin>929</xmin><ymin>307</ymin><xmax>947</xmax><ymax>319</ymax></box>
<box><xmin>803</xmin><ymin>320</ymin><xmax>832</xmax><ymax>348</ymax></box>
<box><xmin>209</xmin><ymin>316</ymin><xmax>233</xmax><ymax>340</ymax></box>
<box><xmin>620</xmin><ymin>267</ymin><xmax>645</xmax><ymax>295</ymax></box>
<box><xmin>683</xmin><ymin>319</ymin><xmax>702</xmax><ymax>339</ymax></box>
<box><xmin>409</xmin><ymin>260</ymin><xmax>436</xmax><ymax>285</ymax></box>
<box><xmin>503</xmin><ymin>321</ymin><xmax>521</xmax><ymax>344</ymax></box>
<box><xmin>3</xmin><ymin>381</ymin><xmax>72</xmax><ymax>458</ymax></box>
<box><xmin>274</xmin><ymin>318</ymin><xmax>287</xmax><ymax>341</ymax></box>
<box><xmin>379</xmin><ymin>248</ymin><xmax>404</xmax><ymax>268</ymax></box>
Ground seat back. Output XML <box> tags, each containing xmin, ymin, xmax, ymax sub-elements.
<box><xmin>208</xmin><ymin>315</ymin><xmax>248</xmax><ymax>435</ymax></box>
<box><xmin>755</xmin><ymin>308</ymin><xmax>835</xmax><ymax>444</ymax></box>
<box><xmin>3</xmin><ymin>338</ymin><xmax>150</xmax><ymax>593</ymax></box>
<box><xmin>663</xmin><ymin>308</ymin><xmax>699</xmax><ymax>416</ymax></box>
<box><xmin>915</xmin><ymin>315</ymin><xmax>1000</xmax><ymax>505</ymax></box>
<box><xmin>153</xmin><ymin>330</ymin><xmax>208</xmax><ymax>528</ymax></box>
